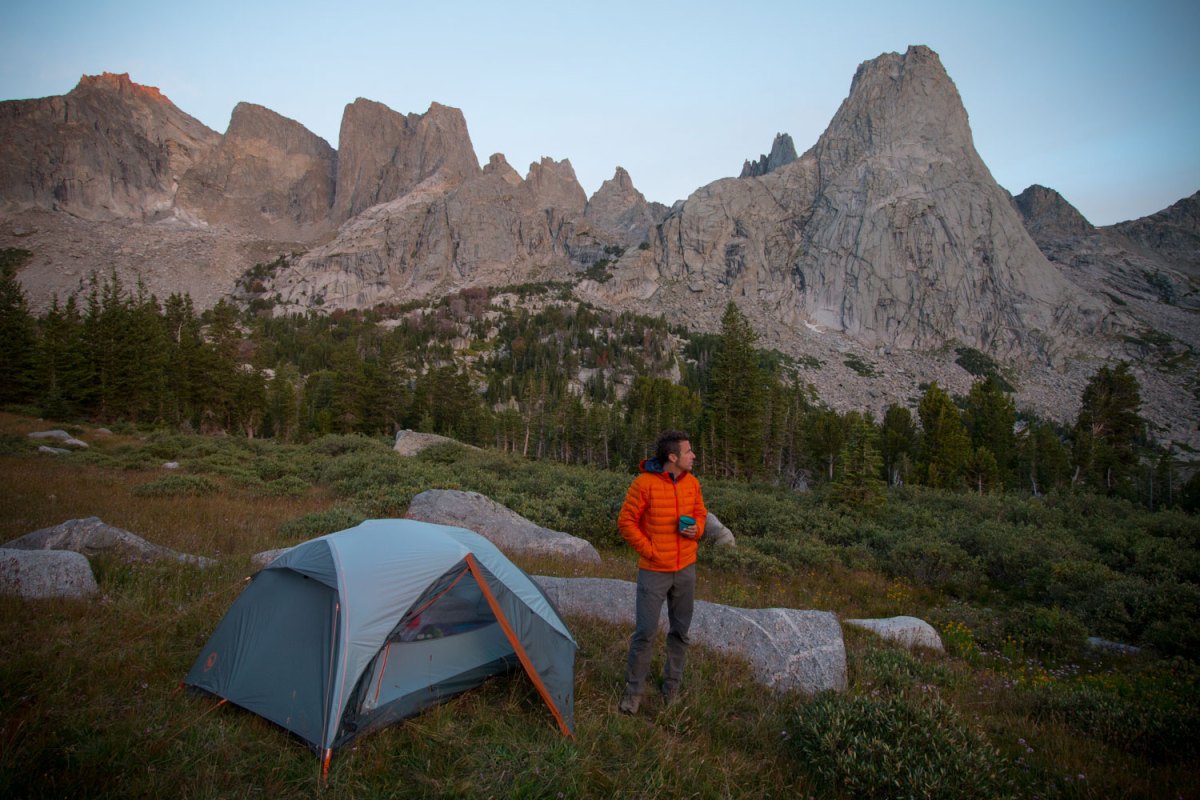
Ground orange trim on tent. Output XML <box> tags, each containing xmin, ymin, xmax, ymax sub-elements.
<box><xmin>464</xmin><ymin>554</ymin><xmax>573</xmax><ymax>738</ymax></box>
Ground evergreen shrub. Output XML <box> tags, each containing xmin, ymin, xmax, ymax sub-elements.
<box><xmin>789</xmin><ymin>693</ymin><xmax>1014</xmax><ymax>799</ymax></box>
<box><xmin>277</xmin><ymin>507</ymin><xmax>366</xmax><ymax>540</ymax></box>
<box><xmin>132</xmin><ymin>475</ymin><xmax>220</xmax><ymax>497</ymax></box>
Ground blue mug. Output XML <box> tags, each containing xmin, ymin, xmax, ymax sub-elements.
<box><xmin>678</xmin><ymin>515</ymin><xmax>695</xmax><ymax>532</ymax></box>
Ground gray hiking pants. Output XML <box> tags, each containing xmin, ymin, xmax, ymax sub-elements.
<box><xmin>624</xmin><ymin>564</ymin><xmax>696</xmax><ymax>695</ymax></box>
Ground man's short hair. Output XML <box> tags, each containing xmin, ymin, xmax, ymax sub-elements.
<box><xmin>655</xmin><ymin>430</ymin><xmax>690</xmax><ymax>464</ymax></box>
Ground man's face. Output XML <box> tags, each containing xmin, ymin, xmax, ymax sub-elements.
<box><xmin>673</xmin><ymin>440</ymin><xmax>695</xmax><ymax>472</ymax></box>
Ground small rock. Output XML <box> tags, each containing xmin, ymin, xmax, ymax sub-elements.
<box><xmin>163</xmin><ymin>462</ymin><xmax>180</xmax><ymax>470</ymax></box>
<box><xmin>38</xmin><ymin>446</ymin><xmax>70</xmax><ymax>455</ymax></box>
<box><xmin>844</xmin><ymin>616</ymin><xmax>945</xmax><ymax>652</ymax></box>
<box><xmin>250</xmin><ymin>547</ymin><xmax>292</xmax><ymax>569</ymax></box>
<box><xmin>1086</xmin><ymin>636</ymin><xmax>1141</xmax><ymax>656</ymax></box>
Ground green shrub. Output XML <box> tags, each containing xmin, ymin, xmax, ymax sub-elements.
<box><xmin>1021</xmin><ymin>664</ymin><xmax>1200</xmax><ymax>759</ymax></box>
<box><xmin>132</xmin><ymin>475</ymin><xmax>220</xmax><ymax>497</ymax></box>
<box><xmin>853</xmin><ymin>645</ymin><xmax>955</xmax><ymax>694</ymax></box>
<box><xmin>789</xmin><ymin>693</ymin><xmax>1014</xmax><ymax>799</ymax></box>
<box><xmin>888</xmin><ymin>538</ymin><xmax>984</xmax><ymax>594</ymax></box>
<box><xmin>0</xmin><ymin>433</ymin><xmax>33</xmax><ymax>455</ymax></box>
<box><xmin>843</xmin><ymin>353</ymin><xmax>876</xmax><ymax>377</ymax></box>
<box><xmin>277</xmin><ymin>508</ymin><xmax>366</xmax><ymax>540</ymax></box>
<box><xmin>1003</xmin><ymin>605</ymin><xmax>1087</xmax><ymax>659</ymax></box>
<box><xmin>306</xmin><ymin>433</ymin><xmax>387</xmax><ymax>457</ymax></box>
<box><xmin>318</xmin><ymin>449</ymin><xmax>409</xmax><ymax>496</ymax></box>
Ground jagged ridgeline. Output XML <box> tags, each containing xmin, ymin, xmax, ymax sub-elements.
<box><xmin>0</xmin><ymin>47</ymin><xmax>1197</xmax><ymax>452</ymax></box>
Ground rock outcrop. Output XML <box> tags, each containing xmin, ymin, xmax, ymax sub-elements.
<box><xmin>405</xmin><ymin>490</ymin><xmax>602</xmax><ymax>565</ymax></box>
<box><xmin>1111</xmin><ymin>191</ymin><xmax>1200</xmax><ymax>280</ymax></box>
<box><xmin>175</xmin><ymin>102</ymin><xmax>336</xmax><ymax>237</ymax></box>
<box><xmin>534</xmin><ymin>575</ymin><xmax>847</xmax><ymax>694</ymax></box>
<box><xmin>3</xmin><ymin>516</ymin><xmax>217</xmax><ymax>567</ymax></box>
<box><xmin>0</xmin><ymin>73</ymin><xmax>219</xmax><ymax>220</ymax></box>
<box><xmin>0</xmin><ymin>548</ymin><xmax>98</xmax><ymax>599</ymax></box>
<box><xmin>739</xmin><ymin>133</ymin><xmax>797</xmax><ymax>178</ymax></box>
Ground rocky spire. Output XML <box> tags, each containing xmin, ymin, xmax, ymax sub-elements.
<box><xmin>584</xmin><ymin>166</ymin><xmax>660</xmax><ymax>244</ymax></box>
<box><xmin>522</xmin><ymin>157</ymin><xmax>587</xmax><ymax>214</ymax></box>
<box><xmin>739</xmin><ymin>133</ymin><xmax>797</xmax><ymax>178</ymax></box>
<box><xmin>332</xmin><ymin>99</ymin><xmax>479</xmax><ymax>222</ymax></box>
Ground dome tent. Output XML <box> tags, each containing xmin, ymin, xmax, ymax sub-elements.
<box><xmin>185</xmin><ymin>519</ymin><xmax>576</xmax><ymax>774</ymax></box>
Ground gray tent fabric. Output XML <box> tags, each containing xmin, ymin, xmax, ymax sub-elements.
<box><xmin>185</xmin><ymin>520</ymin><xmax>577</xmax><ymax>764</ymax></box>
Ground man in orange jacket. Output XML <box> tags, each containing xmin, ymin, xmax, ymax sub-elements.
<box><xmin>617</xmin><ymin>430</ymin><xmax>707</xmax><ymax>714</ymax></box>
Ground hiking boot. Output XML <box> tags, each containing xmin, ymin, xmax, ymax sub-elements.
<box><xmin>661</xmin><ymin>685</ymin><xmax>680</xmax><ymax>707</ymax></box>
<box><xmin>617</xmin><ymin>691</ymin><xmax>641</xmax><ymax>715</ymax></box>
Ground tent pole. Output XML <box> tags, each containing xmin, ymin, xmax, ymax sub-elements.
<box><xmin>464</xmin><ymin>554</ymin><xmax>573</xmax><ymax>738</ymax></box>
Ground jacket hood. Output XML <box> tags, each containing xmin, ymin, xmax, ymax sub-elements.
<box><xmin>640</xmin><ymin>457</ymin><xmax>666</xmax><ymax>475</ymax></box>
<box><xmin>640</xmin><ymin>458</ymin><xmax>691</xmax><ymax>479</ymax></box>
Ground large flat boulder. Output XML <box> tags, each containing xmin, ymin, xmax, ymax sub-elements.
<box><xmin>0</xmin><ymin>548</ymin><xmax>98</xmax><ymax>599</ymax></box>
<box><xmin>393</xmin><ymin>429</ymin><xmax>479</xmax><ymax>457</ymax></box>
<box><xmin>534</xmin><ymin>575</ymin><xmax>846</xmax><ymax>695</ymax></box>
<box><xmin>28</xmin><ymin>430</ymin><xmax>88</xmax><ymax>448</ymax></box>
<box><xmin>406</xmin><ymin>490</ymin><xmax>602</xmax><ymax>566</ymax></box>
<box><xmin>3</xmin><ymin>517</ymin><xmax>217</xmax><ymax>568</ymax></box>
<box><xmin>844</xmin><ymin>616</ymin><xmax>944</xmax><ymax>652</ymax></box>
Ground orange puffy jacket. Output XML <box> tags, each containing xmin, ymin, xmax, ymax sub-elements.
<box><xmin>618</xmin><ymin>459</ymin><xmax>707</xmax><ymax>572</ymax></box>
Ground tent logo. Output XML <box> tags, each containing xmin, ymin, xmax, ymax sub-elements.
<box><xmin>203</xmin><ymin>652</ymin><xmax>218</xmax><ymax>672</ymax></box>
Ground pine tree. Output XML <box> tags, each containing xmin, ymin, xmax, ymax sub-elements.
<box><xmin>963</xmin><ymin>375</ymin><xmax>1016</xmax><ymax>485</ymax></box>
<box><xmin>706</xmin><ymin>302</ymin><xmax>765</xmax><ymax>478</ymax></box>
<box><xmin>1072</xmin><ymin>362</ymin><xmax>1144</xmax><ymax>494</ymax></box>
<box><xmin>1016</xmin><ymin>421</ymin><xmax>1071</xmax><ymax>496</ymax></box>
<box><xmin>917</xmin><ymin>382</ymin><xmax>970</xmax><ymax>489</ymax></box>
<box><xmin>880</xmin><ymin>404</ymin><xmax>917</xmax><ymax>486</ymax></box>
<box><xmin>964</xmin><ymin>446</ymin><xmax>1001</xmax><ymax>495</ymax></box>
<box><xmin>36</xmin><ymin>295</ymin><xmax>86</xmax><ymax>418</ymax></box>
<box><xmin>831</xmin><ymin>412</ymin><xmax>885</xmax><ymax>509</ymax></box>
<box><xmin>0</xmin><ymin>253</ymin><xmax>36</xmax><ymax>405</ymax></box>
<box><xmin>806</xmin><ymin>408</ymin><xmax>846</xmax><ymax>482</ymax></box>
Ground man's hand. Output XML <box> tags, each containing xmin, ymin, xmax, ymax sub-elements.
<box><xmin>679</xmin><ymin>524</ymin><xmax>699</xmax><ymax>539</ymax></box>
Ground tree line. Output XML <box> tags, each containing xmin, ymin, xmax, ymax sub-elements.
<box><xmin>1</xmin><ymin>252</ymin><xmax>1195</xmax><ymax>511</ymax></box>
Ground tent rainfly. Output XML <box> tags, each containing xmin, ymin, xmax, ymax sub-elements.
<box><xmin>185</xmin><ymin>519</ymin><xmax>577</xmax><ymax>774</ymax></box>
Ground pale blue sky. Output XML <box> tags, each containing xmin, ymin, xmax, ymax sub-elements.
<box><xmin>2</xmin><ymin>0</ymin><xmax>1197</xmax><ymax>225</ymax></box>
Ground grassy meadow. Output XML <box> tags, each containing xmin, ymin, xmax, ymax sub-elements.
<box><xmin>1</xmin><ymin>411</ymin><xmax>1198</xmax><ymax>799</ymax></box>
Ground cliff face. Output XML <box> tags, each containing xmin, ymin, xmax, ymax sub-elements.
<box><xmin>175</xmin><ymin>102</ymin><xmax>337</xmax><ymax>237</ymax></box>
<box><xmin>331</xmin><ymin>99</ymin><xmax>480</xmax><ymax>224</ymax></box>
<box><xmin>0</xmin><ymin>73</ymin><xmax>219</xmax><ymax>220</ymax></box>
<box><xmin>588</xmin><ymin>46</ymin><xmax>1111</xmax><ymax>361</ymax></box>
